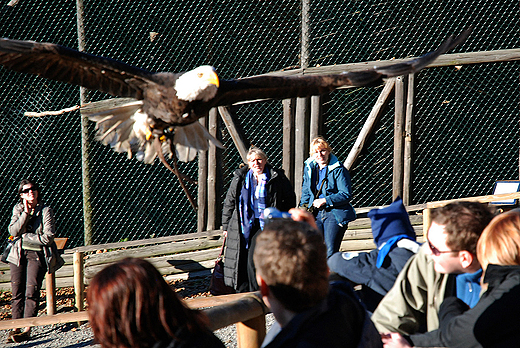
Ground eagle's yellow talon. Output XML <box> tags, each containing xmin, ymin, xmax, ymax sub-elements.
<box><xmin>145</xmin><ymin>128</ymin><xmax>153</xmax><ymax>141</ymax></box>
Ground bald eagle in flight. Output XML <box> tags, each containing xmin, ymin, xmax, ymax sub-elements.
<box><xmin>0</xmin><ymin>29</ymin><xmax>470</xmax><ymax>165</ymax></box>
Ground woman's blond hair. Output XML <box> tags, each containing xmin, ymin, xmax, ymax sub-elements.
<box><xmin>477</xmin><ymin>210</ymin><xmax>520</xmax><ymax>271</ymax></box>
<box><xmin>309</xmin><ymin>136</ymin><xmax>332</xmax><ymax>155</ymax></box>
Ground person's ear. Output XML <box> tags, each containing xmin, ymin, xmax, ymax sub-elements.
<box><xmin>257</xmin><ymin>274</ymin><xmax>272</xmax><ymax>309</ymax></box>
<box><xmin>257</xmin><ymin>274</ymin><xmax>270</xmax><ymax>297</ymax></box>
<box><xmin>459</xmin><ymin>250</ymin><xmax>475</xmax><ymax>269</ymax></box>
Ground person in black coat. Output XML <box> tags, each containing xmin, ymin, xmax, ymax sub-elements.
<box><xmin>382</xmin><ymin>210</ymin><xmax>520</xmax><ymax>348</ymax></box>
<box><xmin>255</xmin><ymin>211</ymin><xmax>382</xmax><ymax>348</ymax></box>
<box><xmin>222</xmin><ymin>147</ymin><xmax>296</xmax><ymax>292</ymax></box>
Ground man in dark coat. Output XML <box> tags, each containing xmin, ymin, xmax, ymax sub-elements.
<box><xmin>222</xmin><ymin>148</ymin><xmax>296</xmax><ymax>292</ymax></box>
<box><xmin>255</xmin><ymin>214</ymin><xmax>382</xmax><ymax>348</ymax></box>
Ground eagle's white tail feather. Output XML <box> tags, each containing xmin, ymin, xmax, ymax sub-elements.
<box><xmin>81</xmin><ymin>98</ymin><xmax>223</xmax><ymax>164</ymax></box>
<box><xmin>174</xmin><ymin>122</ymin><xmax>224</xmax><ymax>162</ymax></box>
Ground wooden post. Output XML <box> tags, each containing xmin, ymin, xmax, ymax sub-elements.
<box><xmin>294</xmin><ymin>97</ymin><xmax>310</xmax><ymax>203</ymax></box>
<box><xmin>393</xmin><ymin>76</ymin><xmax>407</xmax><ymax>200</ymax></box>
<box><xmin>218</xmin><ymin>106</ymin><xmax>249</xmax><ymax>163</ymax></box>
<box><xmin>283</xmin><ymin>99</ymin><xmax>296</xmax><ymax>186</ymax></box>
<box><xmin>77</xmin><ymin>0</ymin><xmax>93</xmax><ymax>245</ymax></box>
<box><xmin>207</xmin><ymin>108</ymin><xmax>218</xmax><ymax>230</ymax></box>
<box><xmin>45</xmin><ymin>237</ymin><xmax>67</xmax><ymax>316</ymax></box>
<box><xmin>45</xmin><ymin>273</ymin><xmax>56</xmax><ymax>316</ymax></box>
<box><xmin>310</xmin><ymin>95</ymin><xmax>321</xmax><ymax>142</ymax></box>
<box><xmin>294</xmin><ymin>0</ymin><xmax>311</xmax><ymax>203</ymax></box>
<box><xmin>423</xmin><ymin>208</ymin><xmax>431</xmax><ymax>239</ymax></box>
<box><xmin>237</xmin><ymin>316</ymin><xmax>266</xmax><ymax>348</ymax></box>
<box><xmin>198</xmin><ymin>118</ymin><xmax>208</xmax><ymax>232</ymax></box>
<box><xmin>403</xmin><ymin>74</ymin><xmax>415</xmax><ymax>205</ymax></box>
<box><xmin>73</xmin><ymin>252</ymin><xmax>85</xmax><ymax>320</ymax></box>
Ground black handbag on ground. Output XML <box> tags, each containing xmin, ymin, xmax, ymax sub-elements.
<box><xmin>1</xmin><ymin>237</ymin><xmax>20</xmax><ymax>264</ymax></box>
<box><xmin>209</xmin><ymin>236</ymin><xmax>236</xmax><ymax>296</ymax></box>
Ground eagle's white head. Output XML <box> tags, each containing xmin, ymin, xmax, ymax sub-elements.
<box><xmin>175</xmin><ymin>65</ymin><xmax>219</xmax><ymax>102</ymax></box>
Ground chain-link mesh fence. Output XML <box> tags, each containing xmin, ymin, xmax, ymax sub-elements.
<box><xmin>0</xmin><ymin>0</ymin><xmax>518</xmax><ymax>247</ymax></box>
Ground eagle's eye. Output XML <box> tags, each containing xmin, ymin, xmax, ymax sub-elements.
<box><xmin>197</xmin><ymin>72</ymin><xmax>203</xmax><ymax>78</ymax></box>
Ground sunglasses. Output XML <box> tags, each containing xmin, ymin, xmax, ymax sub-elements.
<box><xmin>427</xmin><ymin>238</ymin><xmax>460</xmax><ymax>256</ymax></box>
<box><xmin>21</xmin><ymin>187</ymin><xmax>36</xmax><ymax>194</ymax></box>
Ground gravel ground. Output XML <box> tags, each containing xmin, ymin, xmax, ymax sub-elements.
<box><xmin>0</xmin><ymin>276</ymin><xmax>274</xmax><ymax>348</ymax></box>
<box><xmin>0</xmin><ymin>314</ymin><xmax>275</xmax><ymax>348</ymax></box>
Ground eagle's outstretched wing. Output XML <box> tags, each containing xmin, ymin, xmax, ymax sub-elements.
<box><xmin>212</xmin><ymin>28</ymin><xmax>471</xmax><ymax>106</ymax></box>
<box><xmin>0</xmin><ymin>38</ymin><xmax>156</xmax><ymax>99</ymax></box>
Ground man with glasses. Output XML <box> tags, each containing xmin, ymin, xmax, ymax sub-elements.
<box><xmin>371</xmin><ymin>201</ymin><xmax>494</xmax><ymax>336</ymax></box>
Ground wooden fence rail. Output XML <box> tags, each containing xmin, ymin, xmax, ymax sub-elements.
<box><xmin>0</xmin><ymin>292</ymin><xmax>268</xmax><ymax>348</ymax></box>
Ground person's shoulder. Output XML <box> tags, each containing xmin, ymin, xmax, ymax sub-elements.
<box><xmin>157</xmin><ymin>328</ymin><xmax>225</xmax><ymax>348</ymax></box>
<box><xmin>233</xmin><ymin>165</ymin><xmax>249</xmax><ymax>177</ymax></box>
<box><xmin>12</xmin><ymin>202</ymin><xmax>23</xmax><ymax>213</ymax></box>
<box><xmin>269</xmin><ymin>165</ymin><xmax>288</xmax><ymax>179</ymax></box>
<box><xmin>38</xmin><ymin>202</ymin><xmax>53</xmax><ymax>213</ymax></box>
<box><xmin>327</xmin><ymin>155</ymin><xmax>344</xmax><ymax>171</ymax></box>
<box><xmin>304</xmin><ymin>156</ymin><xmax>315</xmax><ymax>165</ymax></box>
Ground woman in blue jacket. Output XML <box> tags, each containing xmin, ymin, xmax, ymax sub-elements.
<box><xmin>299</xmin><ymin>136</ymin><xmax>356</xmax><ymax>258</ymax></box>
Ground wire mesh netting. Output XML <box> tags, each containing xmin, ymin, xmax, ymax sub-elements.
<box><xmin>0</xmin><ymin>0</ymin><xmax>518</xmax><ymax>246</ymax></box>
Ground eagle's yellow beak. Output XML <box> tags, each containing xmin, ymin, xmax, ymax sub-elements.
<box><xmin>205</xmin><ymin>70</ymin><xmax>219</xmax><ymax>88</ymax></box>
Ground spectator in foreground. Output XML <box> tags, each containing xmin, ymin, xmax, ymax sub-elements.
<box><xmin>87</xmin><ymin>257</ymin><xmax>225</xmax><ymax>348</ymax></box>
<box><xmin>382</xmin><ymin>209</ymin><xmax>520</xmax><ymax>347</ymax></box>
<box><xmin>371</xmin><ymin>202</ymin><xmax>494</xmax><ymax>335</ymax></box>
<box><xmin>299</xmin><ymin>136</ymin><xmax>356</xmax><ymax>258</ymax></box>
<box><xmin>222</xmin><ymin>147</ymin><xmax>296</xmax><ymax>293</ymax></box>
<box><xmin>255</xmin><ymin>208</ymin><xmax>382</xmax><ymax>348</ymax></box>
<box><xmin>328</xmin><ymin>197</ymin><xmax>421</xmax><ymax>313</ymax></box>
<box><xmin>6</xmin><ymin>179</ymin><xmax>57</xmax><ymax>343</ymax></box>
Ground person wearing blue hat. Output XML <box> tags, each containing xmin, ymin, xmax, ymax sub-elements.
<box><xmin>328</xmin><ymin>197</ymin><xmax>420</xmax><ymax>312</ymax></box>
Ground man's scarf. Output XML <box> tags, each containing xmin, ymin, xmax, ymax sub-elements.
<box><xmin>239</xmin><ymin>169</ymin><xmax>269</xmax><ymax>248</ymax></box>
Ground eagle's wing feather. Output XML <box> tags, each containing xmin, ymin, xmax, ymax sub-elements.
<box><xmin>0</xmin><ymin>38</ymin><xmax>156</xmax><ymax>99</ymax></box>
<box><xmin>81</xmin><ymin>98</ymin><xmax>152</xmax><ymax>161</ymax></box>
<box><xmin>173</xmin><ymin>122</ymin><xmax>224</xmax><ymax>162</ymax></box>
<box><xmin>213</xmin><ymin>28</ymin><xmax>471</xmax><ymax>106</ymax></box>
<box><xmin>213</xmin><ymin>71</ymin><xmax>380</xmax><ymax>106</ymax></box>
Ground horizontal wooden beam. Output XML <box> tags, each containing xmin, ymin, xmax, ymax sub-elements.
<box><xmin>426</xmin><ymin>191</ymin><xmax>520</xmax><ymax>209</ymax></box>
<box><xmin>260</xmin><ymin>49</ymin><xmax>520</xmax><ymax>77</ymax></box>
<box><xmin>0</xmin><ymin>292</ymin><xmax>264</xmax><ymax>331</ymax></box>
<box><xmin>67</xmin><ymin>229</ymin><xmax>222</xmax><ymax>254</ymax></box>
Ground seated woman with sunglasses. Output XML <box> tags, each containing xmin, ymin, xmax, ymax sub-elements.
<box><xmin>5</xmin><ymin>179</ymin><xmax>57</xmax><ymax>343</ymax></box>
<box><xmin>382</xmin><ymin>209</ymin><xmax>520</xmax><ymax>348</ymax></box>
